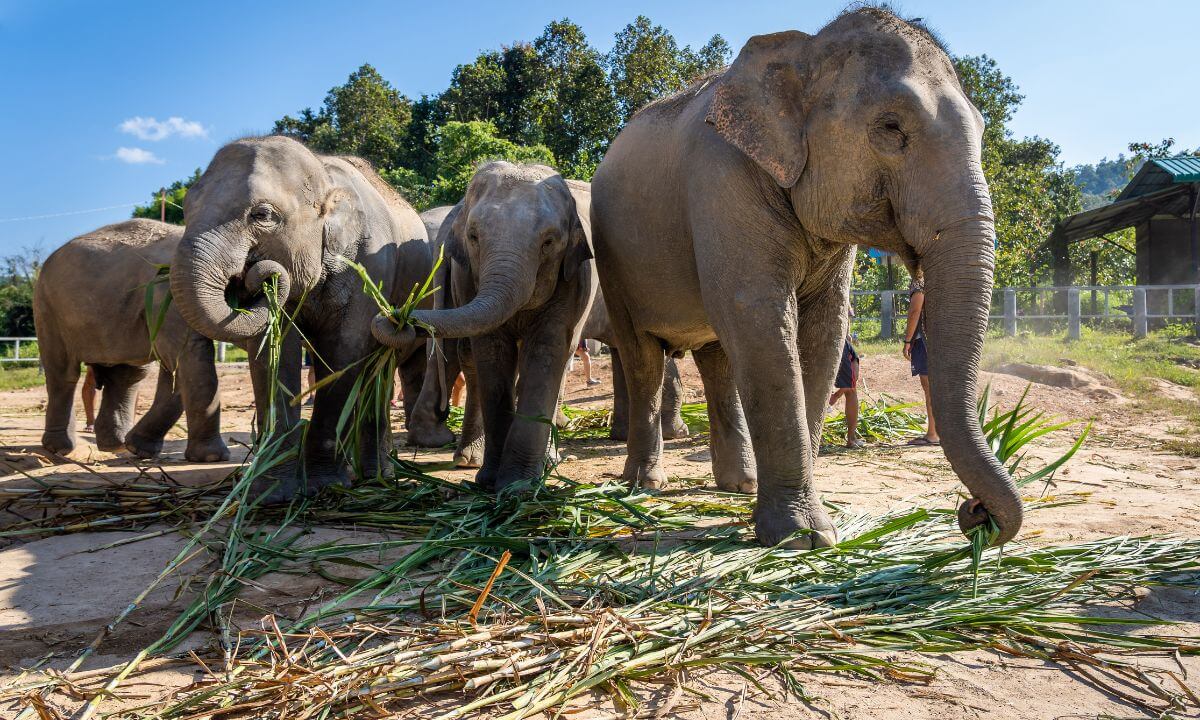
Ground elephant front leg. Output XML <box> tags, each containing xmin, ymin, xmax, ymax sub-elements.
<box><xmin>495</xmin><ymin>321</ymin><xmax>576</xmax><ymax>492</ymax></box>
<box><xmin>471</xmin><ymin>332</ymin><xmax>518</xmax><ymax>490</ymax></box>
<box><xmin>711</xmin><ymin>290</ymin><xmax>835</xmax><ymax>549</ymax></box>
<box><xmin>614</xmin><ymin>332</ymin><xmax>667</xmax><ymax>490</ymax></box>
<box><xmin>797</xmin><ymin>256</ymin><xmax>854</xmax><ymax>462</ymax></box>
<box><xmin>455</xmin><ymin>341</ymin><xmax>485</xmax><ymax>468</ymax></box>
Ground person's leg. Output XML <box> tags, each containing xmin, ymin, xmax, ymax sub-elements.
<box><xmin>582</xmin><ymin>348</ymin><xmax>598</xmax><ymax>385</ymax></box>
<box><xmin>919</xmin><ymin>374</ymin><xmax>939</xmax><ymax>442</ymax></box>
<box><xmin>844</xmin><ymin>388</ymin><xmax>861</xmax><ymax>447</ymax></box>
<box><xmin>82</xmin><ymin>366</ymin><xmax>97</xmax><ymax>432</ymax></box>
<box><xmin>451</xmin><ymin>372</ymin><xmax>465</xmax><ymax>407</ymax></box>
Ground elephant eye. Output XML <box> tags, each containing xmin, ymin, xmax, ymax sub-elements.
<box><xmin>249</xmin><ymin>204</ymin><xmax>280</xmax><ymax>227</ymax></box>
<box><xmin>542</xmin><ymin>233</ymin><xmax>557</xmax><ymax>250</ymax></box>
<box><xmin>870</xmin><ymin>113</ymin><xmax>908</xmax><ymax>153</ymax></box>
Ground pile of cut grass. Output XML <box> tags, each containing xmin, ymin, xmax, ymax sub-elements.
<box><xmin>5</xmin><ymin>266</ymin><xmax>1196</xmax><ymax>719</ymax></box>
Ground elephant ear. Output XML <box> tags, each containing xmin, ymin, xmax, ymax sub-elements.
<box><xmin>706</xmin><ymin>31</ymin><xmax>811</xmax><ymax>189</ymax></box>
<box><xmin>320</xmin><ymin>187</ymin><xmax>365</xmax><ymax>258</ymax></box>
<box><xmin>440</xmin><ymin>202</ymin><xmax>470</xmax><ymax>268</ymax></box>
<box><xmin>560</xmin><ymin>213</ymin><xmax>593</xmax><ymax>283</ymax></box>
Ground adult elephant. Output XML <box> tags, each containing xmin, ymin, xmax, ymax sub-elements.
<box><xmin>34</xmin><ymin>219</ymin><xmax>229</xmax><ymax>462</ymax></box>
<box><xmin>373</xmin><ymin>162</ymin><xmax>592</xmax><ymax>491</ymax></box>
<box><xmin>575</xmin><ymin>289</ymin><xmax>690</xmax><ymax>442</ymax></box>
<box><xmin>591</xmin><ymin>8</ymin><xmax>1021</xmax><ymax>548</ymax></box>
<box><xmin>169</xmin><ymin>136</ymin><xmax>432</xmax><ymax>503</ymax></box>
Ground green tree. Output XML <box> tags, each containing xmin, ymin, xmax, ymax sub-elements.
<box><xmin>382</xmin><ymin>121</ymin><xmax>555</xmax><ymax>209</ymax></box>
<box><xmin>532</xmin><ymin>19</ymin><xmax>619</xmax><ymax>178</ymax></box>
<box><xmin>131</xmin><ymin>169</ymin><xmax>201</xmax><ymax>225</ymax></box>
<box><xmin>441</xmin><ymin>45</ymin><xmax>544</xmax><ymax>147</ymax></box>
<box><xmin>275</xmin><ymin>64</ymin><xmax>411</xmax><ymax>170</ymax></box>
<box><xmin>954</xmin><ymin>55</ymin><xmax>1081</xmax><ymax>288</ymax></box>
<box><xmin>607</xmin><ymin>16</ymin><xmax>730</xmax><ymax>120</ymax></box>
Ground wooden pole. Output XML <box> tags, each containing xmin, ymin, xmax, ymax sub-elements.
<box><xmin>160</xmin><ymin>188</ymin><xmax>166</xmax><ymax>223</ymax></box>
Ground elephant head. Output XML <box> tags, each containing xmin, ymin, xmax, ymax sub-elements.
<box><xmin>170</xmin><ymin>136</ymin><xmax>360</xmax><ymax>343</ymax></box>
<box><xmin>372</xmin><ymin>162</ymin><xmax>592</xmax><ymax>346</ymax></box>
<box><xmin>705</xmin><ymin>9</ymin><xmax>1022</xmax><ymax>545</ymax></box>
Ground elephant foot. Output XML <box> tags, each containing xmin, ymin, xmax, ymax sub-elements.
<box><xmin>125</xmin><ymin>431</ymin><xmax>164</xmax><ymax>460</ymax></box>
<box><xmin>95</xmin><ymin>430</ymin><xmax>128</xmax><ymax>453</ymax></box>
<box><xmin>553</xmin><ymin>408</ymin><xmax>569</xmax><ymax>429</ymax></box>
<box><xmin>714</xmin><ymin>471</ymin><xmax>757</xmax><ymax>494</ymax></box>
<box><xmin>185</xmin><ymin>436</ymin><xmax>231</xmax><ymax>463</ymax></box>
<box><xmin>407</xmin><ymin>422</ymin><xmax>455</xmax><ymax>448</ymax></box>
<box><xmin>41</xmin><ymin>430</ymin><xmax>76</xmax><ymax>456</ymax></box>
<box><xmin>622</xmin><ymin>459</ymin><xmax>668</xmax><ymax>491</ymax></box>
<box><xmin>454</xmin><ymin>437</ymin><xmax>485</xmax><ymax>469</ymax></box>
<box><xmin>490</xmin><ymin>464</ymin><xmax>546</xmax><ymax>495</ymax></box>
<box><xmin>661</xmin><ymin>417</ymin><xmax>691</xmax><ymax>440</ymax></box>
<box><xmin>249</xmin><ymin>460</ymin><xmax>350</xmax><ymax>506</ymax></box>
<box><xmin>753</xmin><ymin>503</ymin><xmax>837</xmax><ymax>549</ymax></box>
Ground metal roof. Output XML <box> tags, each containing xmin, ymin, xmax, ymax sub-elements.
<box><xmin>1117</xmin><ymin>155</ymin><xmax>1200</xmax><ymax>201</ymax></box>
<box><xmin>1057</xmin><ymin>183</ymin><xmax>1195</xmax><ymax>244</ymax></box>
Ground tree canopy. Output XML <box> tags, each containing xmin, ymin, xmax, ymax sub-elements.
<box><xmin>136</xmin><ymin>17</ymin><xmax>1174</xmax><ymax>292</ymax></box>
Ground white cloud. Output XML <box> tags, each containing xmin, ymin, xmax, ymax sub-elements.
<box><xmin>119</xmin><ymin>116</ymin><xmax>208</xmax><ymax>141</ymax></box>
<box><xmin>115</xmin><ymin>147</ymin><xmax>165</xmax><ymax>164</ymax></box>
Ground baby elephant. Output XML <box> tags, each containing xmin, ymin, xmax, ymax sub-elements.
<box><xmin>374</xmin><ymin>162</ymin><xmax>593</xmax><ymax>491</ymax></box>
<box><xmin>34</xmin><ymin>219</ymin><xmax>229</xmax><ymax>462</ymax></box>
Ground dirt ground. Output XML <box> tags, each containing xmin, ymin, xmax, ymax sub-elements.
<box><xmin>1</xmin><ymin>345</ymin><xmax>1198</xmax><ymax>719</ymax></box>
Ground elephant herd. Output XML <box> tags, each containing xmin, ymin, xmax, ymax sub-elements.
<box><xmin>31</xmin><ymin>8</ymin><xmax>1022</xmax><ymax>549</ymax></box>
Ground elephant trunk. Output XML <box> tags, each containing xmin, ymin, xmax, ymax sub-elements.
<box><xmin>921</xmin><ymin>218</ymin><xmax>1023</xmax><ymax>546</ymax></box>
<box><xmin>170</xmin><ymin>222</ymin><xmax>292</xmax><ymax>343</ymax></box>
<box><xmin>372</xmin><ymin>252</ymin><xmax>535</xmax><ymax>346</ymax></box>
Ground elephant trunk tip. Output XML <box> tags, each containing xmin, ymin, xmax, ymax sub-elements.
<box><xmin>371</xmin><ymin>313</ymin><xmax>418</xmax><ymax>349</ymax></box>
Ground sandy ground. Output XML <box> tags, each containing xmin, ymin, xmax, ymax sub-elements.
<box><xmin>1</xmin><ymin>346</ymin><xmax>1198</xmax><ymax>719</ymax></box>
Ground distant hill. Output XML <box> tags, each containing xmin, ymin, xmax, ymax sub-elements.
<box><xmin>1072</xmin><ymin>155</ymin><xmax>1136</xmax><ymax>210</ymax></box>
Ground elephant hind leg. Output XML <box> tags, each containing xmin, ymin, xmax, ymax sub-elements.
<box><xmin>126</xmin><ymin>367</ymin><xmax>183</xmax><ymax>459</ymax></box>
<box><xmin>93</xmin><ymin>364</ymin><xmax>150</xmax><ymax>451</ymax></box>
<box><xmin>454</xmin><ymin>340</ymin><xmax>485</xmax><ymax>469</ymax></box>
<box><xmin>660</xmin><ymin>356</ymin><xmax>690</xmax><ymax>440</ymax></box>
<box><xmin>607</xmin><ymin>312</ymin><xmax>667</xmax><ymax>490</ymax></box>
<box><xmin>41</xmin><ymin>342</ymin><xmax>81</xmax><ymax>456</ymax></box>
<box><xmin>692</xmin><ymin>343</ymin><xmax>756</xmax><ymax>494</ymax></box>
<box><xmin>406</xmin><ymin>340</ymin><xmax>458</xmax><ymax>448</ymax></box>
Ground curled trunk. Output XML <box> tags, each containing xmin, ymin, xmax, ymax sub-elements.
<box><xmin>373</xmin><ymin>253</ymin><xmax>535</xmax><ymax>347</ymax></box>
<box><xmin>922</xmin><ymin>219</ymin><xmax>1023</xmax><ymax>546</ymax></box>
<box><xmin>170</xmin><ymin>222</ymin><xmax>292</xmax><ymax>343</ymax></box>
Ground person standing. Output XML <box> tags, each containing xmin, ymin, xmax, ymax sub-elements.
<box><xmin>829</xmin><ymin>336</ymin><xmax>864</xmax><ymax>448</ymax></box>
<box><xmin>574</xmin><ymin>340</ymin><xmax>600</xmax><ymax>387</ymax></box>
<box><xmin>81</xmin><ymin>365</ymin><xmax>96</xmax><ymax>433</ymax></box>
<box><xmin>904</xmin><ymin>279</ymin><xmax>939</xmax><ymax>445</ymax></box>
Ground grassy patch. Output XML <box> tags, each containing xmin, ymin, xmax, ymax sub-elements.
<box><xmin>0</xmin><ymin>364</ymin><xmax>43</xmax><ymax>391</ymax></box>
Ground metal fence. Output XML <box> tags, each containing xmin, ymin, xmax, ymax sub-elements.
<box><xmin>851</xmin><ymin>284</ymin><xmax>1200</xmax><ymax>339</ymax></box>
<box><xmin>0</xmin><ymin>339</ymin><xmax>240</xmax><ymax>364</ymax></box>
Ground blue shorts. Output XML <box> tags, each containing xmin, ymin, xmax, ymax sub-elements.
<box><xmin>835</xmin><ymin>341</ymin><xmax>859</xmax><ymax>389</ymax></box>
<box><xmin>909</xmin><ymin>337</ymin><xmax>928</xmax><ymax>377</ymax></box>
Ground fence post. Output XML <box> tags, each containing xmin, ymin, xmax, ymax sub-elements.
<box><xmin>217</xmin><ymin>342</ymin><xmax>227</xmax><ymax>362</ymax></box>
<box><xmin>1194</xmin><ymin>285</ymin><xmax>1200</xmax><ymax>338</ymax></box>
<box><xmin>1067</xmin><ymin>288</ymin><xmax>1080</xmax><ymax>340</ymax></box>
<box><xmin>880</xmin><ymin>291</ymin><xmax>894</xmax><ymax>339</ymax></box>
<box><xmin>1133</xmin><ymin>287</ymin><xmax>1148</xmax><ymax>338</ymax></box>
<box><xmin>1003</xmin><ymin>288</ymin><xmax>1017</xmax><ymax>336</ymax></box>
<box><xmin>13</xmin><ymin>339</ymin><xmax>20</xmax><ymax>362</ymax></box>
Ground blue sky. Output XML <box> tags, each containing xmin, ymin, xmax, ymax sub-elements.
<box><xmin>1</xmin><ymin>0</ymin><xmax>1197</xmax><ymax>257</ymax></box>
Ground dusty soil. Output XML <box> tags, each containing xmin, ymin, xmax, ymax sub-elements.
<box><xmin>1</xmin><ymin>346</ymin><xmax>1198</xmax><ymax>719</ymax></box>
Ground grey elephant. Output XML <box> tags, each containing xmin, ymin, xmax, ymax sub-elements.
<box><xmin>373</xmin><ymin>162</ymin><xmax>592</xmax><ymax>491</ymax></box>
<box><xmin>591</xmin><ymin>8</ymin><xmax>1022</xmax><ymax>548</ymax></box>
<box><xmin>169</xmin><ymin>136</ymin><xmax>432</xmax><ymax>502</ymax></box>
<box><xmin>34</xmin><ymin>219</ymin><xmax>229</xmax><ymax>462</ymax></box>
